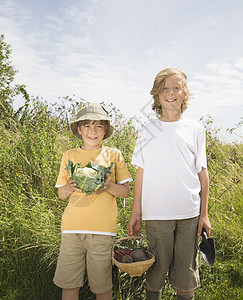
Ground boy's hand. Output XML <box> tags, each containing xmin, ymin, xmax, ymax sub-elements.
<box><xmin>66</xmin><ymin>178</ymin><xmax>83</xmax><ymax>193</ymax></box>
<box><xmin>58</xmin><ymin>177</ymin><xmax>83</xmax><ymax>200</ymax></box>
<box><xmin>66</xmin><ymin>169</ymin><xmax>83</xmax><ymax>193</ymax></box>
<box><xmin>95</xmin><ymin>173</ymin><xmax>111</xmax><ymax>194</ymax></box>
<box><xmin>128</xmin><ymin>213</ymin><xmax>141</xmax><ymax>236</ymax></box>
<box><xmin>197</xmin><ymin>214</ymin><xmax>211</xmax><ymax>237</ymax></box>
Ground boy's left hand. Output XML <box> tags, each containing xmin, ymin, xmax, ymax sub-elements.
<box><xmin>95</xmin><ymin>174</ymin><xmax>110</xmax><ymax>194</ymax></box>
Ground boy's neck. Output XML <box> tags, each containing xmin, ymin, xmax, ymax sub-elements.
<box><xmin>160</xmin><ymin>111</ymin><xmax>182</xmax><ymax>122</ymax></box>
<box><xmin>80</xmin><ymin>144</ymin><xmax>102</xmax><ymax>151</ymax></box>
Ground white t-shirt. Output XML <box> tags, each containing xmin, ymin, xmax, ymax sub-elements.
<box><xmin>132</xmin><ymin>117</ymin><xmax>207</xmax><ymax>220</ymax></box>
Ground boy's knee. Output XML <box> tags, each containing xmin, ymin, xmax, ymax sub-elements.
<box><xmin>62</xmin><ymin>287</ymin><xmax>80</xmax><ymax>300</ymax></box>
<box><xmin>146</xmin><ymin>289</ymin><xmax>161</xmax><ymax>300</ymax></box>
<box><xmin>96</xmin><ymin>289</ymin><xmax>112</xmax><ymax>300</ymax></box>
<box><xmin>145</xmin><ymin>281</ymin><xmax>161</xmax><ymax>299</ymax></box>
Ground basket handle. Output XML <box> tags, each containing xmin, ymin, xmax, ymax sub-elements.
<box><xmin>114</xmin><ymin>235</ymin><xmax>143</xmax><ymax>245</ymax></box>
<box><xmin>113</xmin><ymin>235</ymin><xmax>152</xmax><ymax>250</ymax></box>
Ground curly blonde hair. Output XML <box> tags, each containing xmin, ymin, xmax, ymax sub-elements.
<box><xmin>151</xmin><ymin>68</ymin><xmax>191</xmax><ymax>116</ymax></box>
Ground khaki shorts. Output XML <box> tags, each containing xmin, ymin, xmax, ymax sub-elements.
<box><xmin>53</xmin><ymin>234</ymin><xmax>115</xmax><ymax>294</ymax></box>
<box><xmin>145</xmin><ymin>217</ymin><xmax>200</xmax><ymax>291</ymax></box>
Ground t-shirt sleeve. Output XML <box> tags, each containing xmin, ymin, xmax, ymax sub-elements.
<box><xmin>196</xmin><ymin>125</ymin><xmax>207</xmax><ymax>173</ymax></box>
<box><xmin>55</xmin><ymin>154</ymin><xmax>69</xmax><ymax>187</ymax></box>
<box><xmin>114</xmin><ymin>150</ymin><xmax>132</xmax><ymax>184</ymax></box>
<box><xmin>131</xmin><ymin>129</ymin><xmax>145</xmax><ymax>169</ymax></box>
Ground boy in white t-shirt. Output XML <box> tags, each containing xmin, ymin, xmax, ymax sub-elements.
<box><xmin>53</xmin><ymin>103</ymin><xmax>132</xmax><ymax>300</ymax></box>
<box><xmin>128</xmin><ymin>68</ymin><xmax>211</xmax><ymax>300</ymax></box>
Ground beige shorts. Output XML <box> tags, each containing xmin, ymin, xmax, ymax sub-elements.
<box><xmin>145</xmin><ymin>216</ymin><xmax>200</xmax><ymax>291</ymax></box>
<box><xmin>53</xmin><ymin>234</ymin><xmax>115</xmax><ymax>294</ymax></box>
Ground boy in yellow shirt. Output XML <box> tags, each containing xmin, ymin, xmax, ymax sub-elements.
<box><xmin>54</xmin><ymin>103</ymin><xmax>132</xmax><ymax>300</ymax></box>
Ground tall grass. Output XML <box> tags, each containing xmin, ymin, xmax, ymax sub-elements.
<box><xmin>0</xmin><ymin>98</ymin><xmax>242</xmax><ymax>299</ymax></box>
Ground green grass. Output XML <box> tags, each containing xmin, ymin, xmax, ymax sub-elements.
<box><xmin>0</xmin><ymin>98</ymin><xmax>242</xmax><ymax>299</ymax></box>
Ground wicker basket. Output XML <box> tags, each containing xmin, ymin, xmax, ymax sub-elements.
<box><xmin>112</xmin><ymin>235</ymin><xmax>155</xmax><ymax>277</ymax></box>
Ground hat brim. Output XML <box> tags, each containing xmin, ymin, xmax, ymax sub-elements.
<box><xmin>70</xmin><ymin>117</ymin><xmax>114</xmax><ymax>140</ymax></box>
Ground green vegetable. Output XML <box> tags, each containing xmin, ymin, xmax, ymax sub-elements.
<box><xmin>65</xmin><ymin>160</ymin><xmax>114</xmax><ymax>195</ymax></box>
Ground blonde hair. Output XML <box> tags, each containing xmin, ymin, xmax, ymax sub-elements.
<box><xmin>151</xmin><ymin>68</ymin><xmax>191</xmax><ymax>116</ymax></box>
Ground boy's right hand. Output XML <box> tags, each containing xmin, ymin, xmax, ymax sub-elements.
<box><xmin>66</xmin><ymin>168</ymin><xmax>83</xmax><ymax>193</ymax></box>
<box><xmin>58</xmin><ymin>178</ymin><xmax>83</xmax><ymax>200</ymax></box>
<box><xmin>128</xmin><ymin>214</ymin><xmax>141</xmax><ymax>236</ymax></box>
<box><xmin>66</xmin><ymin>178</ymin><xmax>83</xmax><ymax>192</ymax></box>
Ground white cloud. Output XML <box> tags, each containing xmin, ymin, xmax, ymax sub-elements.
<box><xmin>192</xmin><ymin>60</ymin><xmax>243</xmax><ymax>108</ymax></box>
<box><xmin>234</xmin><ymin>57</ymin><xmax>243</xmax><ymax>70</ymax></box>
<box><xmin>62</xmin><ymin>0</ymin><xmax>98</xmax><ymax>26</ymax></box>
<box><xmin>185</xmin><ymin>59</ymin><xmax>243</xmax><ymax>142</ymax></box>
<box><xmin>44</xmin><ymin>15</ymin><xmax>64</xmax><ymax>30</ymax></box>
<box><xmin>0</xmin><ymin>0</ymin><xmax>16</xmax><ymax>16</ymax></box>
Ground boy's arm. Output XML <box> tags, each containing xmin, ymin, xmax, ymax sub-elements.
<box><xmin>128</xmin><ymin>167</ymin><xmax>143</xmax><ymax>236</ymax></box>
<box><xmin>197</xmin><ymin>167</ymin><xmax>211</xmax><ymax>236</ymax></box>
<box><xmin>106</xmin><ymin>181</ymin><xmax>130</xmax><ymax>198</ymax></box>
<box><xmin>96</xmin><ymin>174</ymin><xmax>130</xmax><ymax>198</ymax></box>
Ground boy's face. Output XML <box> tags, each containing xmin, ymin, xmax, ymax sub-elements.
<box><xmin>77</xmin><ymin>121</ymin><xmax>106</xmax><ymax>150</ymax></box>
<box><xmin>158</xmin><ymin>75</ymin><xmax>185</xmax><ymax>114</ymax></box>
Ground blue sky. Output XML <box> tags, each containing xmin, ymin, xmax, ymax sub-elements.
<box><xmin>0</xmin><ymin>0</ymin><xmax>242</xmax><ymax>142</ymax></box>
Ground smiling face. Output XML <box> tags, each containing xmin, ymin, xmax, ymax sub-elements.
<box><xmin>158</xmin><ymin>75</ymin><xmax>185</xmax><ymax>115</ymax></box>
<box><xmin>77</xmin><ymin>120</ymin><xmax>106</xmax><ymax>150</ymax></box>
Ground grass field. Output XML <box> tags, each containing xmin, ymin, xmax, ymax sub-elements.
<box><xmin>0</xmin><ymin>98</ymin><xmax>242</xmax><ymax>299</ymax></box>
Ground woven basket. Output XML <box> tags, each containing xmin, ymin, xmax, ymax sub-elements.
<box><xmin>112</xmin><ymin>235</ymin><xmax>155</xmax><ymax>277</ymax></box>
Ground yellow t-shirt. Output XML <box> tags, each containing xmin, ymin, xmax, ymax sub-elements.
<box><xmin>56</xmin><ymin>146</ymin><xmax>132</xmax><ymax>235</ymax></box>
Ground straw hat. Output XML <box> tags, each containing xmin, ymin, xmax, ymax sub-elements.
<box><xmin>70</xmin><ymin>103</ymin><xmax>114</xmax><ymax>140</ymax></box>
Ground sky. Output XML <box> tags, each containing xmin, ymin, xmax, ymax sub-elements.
<box><xmin>0</xmin><ymin>0</ymin><xmax>242</xmax><ymax>142</ymax></box>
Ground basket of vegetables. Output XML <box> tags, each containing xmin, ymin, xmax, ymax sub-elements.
<box><xmin>112</xmin><ymin>236</ymin><xmax>155</xmax><ymax>277</ymax></box>
<box><xmin>65</xmin><ymin>159</ymin><xmax>114</xmax><ymax>195</ymax></box>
